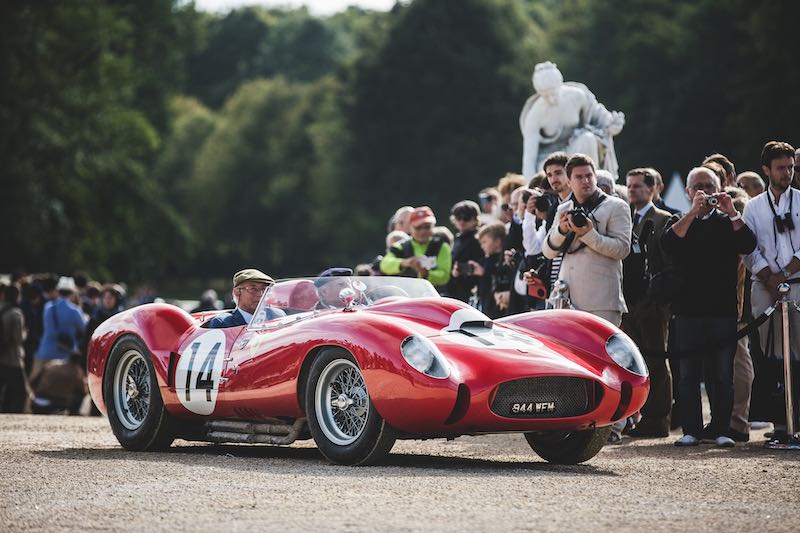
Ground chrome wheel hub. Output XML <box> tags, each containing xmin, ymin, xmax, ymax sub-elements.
<box><xmin>315</xmin><ymin>359</ymin><xmax>369</xmax><ymax>446</ymax></box>
<box><xmin>113</xmin><ymin>349</ymin><xmax>151</xmax><ymax>430</ymax></box>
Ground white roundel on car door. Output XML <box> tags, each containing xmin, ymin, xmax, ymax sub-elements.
<box><xmin>176</xmin><ymin>329</ymin><xmax>226</xmax><ymax>415</ymax></box>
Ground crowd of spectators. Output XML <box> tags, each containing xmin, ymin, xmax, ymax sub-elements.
<box><xmin>0</xmin><ymin>272</ymin><xmax>130</xmax><ymax>415</ymax></box>
<box><xmin>362</xmin><ymin>141</ymin><xmax>800</xmax><ymax>447</ymax></box>
<box><xmin>2</xmin><ymin>141</ymin><xmax>799</xmax><ymax>451</ymax></box>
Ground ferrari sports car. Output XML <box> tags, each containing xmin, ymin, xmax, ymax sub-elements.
<box><xmin>87</xmin><ymin>276</ymin><xmax>649</xmax><ymax>466</ymax></box>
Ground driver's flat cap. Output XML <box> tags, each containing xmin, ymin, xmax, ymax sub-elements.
<box><xmin>233</xmin><ymin>268</ymin><xmax>273</xmax><ymax>287</ymax></box>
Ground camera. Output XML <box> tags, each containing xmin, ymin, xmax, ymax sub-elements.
<box><xmin>706</xmin><ymin>196</ymin><xmax>719</xmax><ymax>207</ymax></box>
<box><xmin>418</xmin><ymin>256</ymin><xmax>437</xmax><ymax>270</ymax></box>
<box><xmin>521</xmin><ymin>189</ymin><xmax>533</xmax><ymax>205</ymax></box>
<box><xmin>456</xmin><ymin>261</ymin><xmax>474</xmax><ymax>275</ymax></box>
<box><xmin>568</xmin><ymin>206</ymin><xmax>590</xmax><ymax>228</ymax></box>
<box><xmin>534</xmin><ymin>192</ymin><xmax>559</xmax><ymax>214</ymax></box>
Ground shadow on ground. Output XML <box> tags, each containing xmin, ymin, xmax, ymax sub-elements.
<box><xmin>32</xmin><ymin>442</ymin><xmax>620</xmax><ymax>478</ymax></box>
<box><xmin>603</xmin><ymin>436</ymin><xmax>800</xmax><ymax>462</ymax></box>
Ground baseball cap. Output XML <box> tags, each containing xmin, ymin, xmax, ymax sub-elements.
<box><xmin>409</xmin><ymin>206</ymin><xmax>436</xmax><ymax>228</ymax></box>
<box><xmin>232</xmin><ymin>268</ymin><xmax>274</xmax><ymax>288</ymax></box>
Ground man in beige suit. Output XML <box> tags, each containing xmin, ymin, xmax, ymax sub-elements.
<box><xmin>543</xmin><ymin>154</ymin><xmax>632</xmax><ymax>326</ymax></box>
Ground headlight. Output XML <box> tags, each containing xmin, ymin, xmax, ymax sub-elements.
<box><xmin>400</xmin><ymin>336</ymin><xmax>450</xmax><ymax>378</ymax></box>
<box><xmin>605</xmin><ymin>333</ymin><xmax>648</xmax><ymax>376</ymax></box>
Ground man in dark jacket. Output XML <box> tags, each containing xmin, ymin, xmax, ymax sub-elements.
<box><xmin>622</xmin><ymin>168</ymin><xmax>674</xmax><ymax>437</ymax></box>
<box><xmin>662</xmin><ymin>167</ymin><xmax>757</xmax><ymax>447</ymax></box>
<box><xmin>447</xmin><ymin>201</ymin><xmax>483</xmax><ymax>302</ymax></box>
<box><xmin>205</xmin><ymin>269</ymin><xmax>283</xmax><ymax>328</ymax></box>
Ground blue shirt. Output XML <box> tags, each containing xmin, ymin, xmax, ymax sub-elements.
<box><xmin>36</xmin><ymin>298</ymin><xmax>88</xmax><ymax>361</ymax></box>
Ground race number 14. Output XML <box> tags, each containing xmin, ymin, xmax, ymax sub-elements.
<box><xmin>183</xmin><ymin>341</ymin><xmax>220</xmax><ymax>402</ymax></box>
<box><xmin>176</xmin><ymin>329</ymin><xmax>226</xmax><ymax>415</ymax></box>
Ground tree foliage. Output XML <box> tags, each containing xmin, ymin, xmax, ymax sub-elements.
<box><xmin>3</xmin><ymin>0</ymin><xmax>799</xmax><ymax>285</ymax></box>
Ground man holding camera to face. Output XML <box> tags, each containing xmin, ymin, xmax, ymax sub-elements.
<box><xmin>542</xmin><ymin>154</ymin><xmax>632</xmax><ymax>327</ymax></box>
<box><xmin>662</xmin><ymin>167</ymin><xmax>756</xmax><ymax>447</ymax></box>
<box><xmin>743</xmin><ymin>141</ymin><xmax>800</xmax><ymax>434</ymax></box>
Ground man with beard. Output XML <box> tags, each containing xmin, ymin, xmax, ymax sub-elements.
<box><xmin>744</xmin><ymin>141</ymin><xmax>800</xmax><ymax>436</ymax></box>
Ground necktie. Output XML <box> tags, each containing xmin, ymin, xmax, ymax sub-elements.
<box><xmin>633</xmin><ymin>213</ymin><xmax>641</xmax><ymax>226</ymax></box>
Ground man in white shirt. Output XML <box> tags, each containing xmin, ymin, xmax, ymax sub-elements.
<box><xmin>743</xmin><ymin>141</ymin><xmax>800</xmax><ymax>434</ymax></box>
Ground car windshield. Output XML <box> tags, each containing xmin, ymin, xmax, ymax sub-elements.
<box><xmin>249</xmin><ymin>276</ymin><xmax>440</xmax><ymax>329</ymax></box>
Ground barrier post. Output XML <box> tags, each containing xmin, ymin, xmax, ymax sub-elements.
<box><xmin>765</xmin><ymin>283</ymin><xmax>800</xmax><ymax>450</ymax></box>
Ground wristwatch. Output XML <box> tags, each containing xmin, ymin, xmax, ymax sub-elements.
<box><xmin>728</xmin><ymin>212</ymin><xmax>742</xmax><ymax>222</ymax></box>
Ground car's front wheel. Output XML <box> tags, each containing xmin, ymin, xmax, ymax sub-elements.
<box><xmin>524</xmin><ymin>426</ymin><xmax>611</xmax><ymax>464</ymax></box>
<box><xmin>103</xmin><ymin>335</ymin><xmax>174</xmax><ymax>451</ymax></box>
<box><xmin>306</xmin><ymin>348</ymin><xmax>396</xmax><ymax>465</ymax></box>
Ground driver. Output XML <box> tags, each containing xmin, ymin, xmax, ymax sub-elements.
<box><xmin>205</xmin><ymin>268</ymin><xmax>285</xmax><ymax>328</ymax></box>
<box><xmin>315</xmin><ymin>268</ymin><xmax>355</xmax><ymax>309</ymax></box>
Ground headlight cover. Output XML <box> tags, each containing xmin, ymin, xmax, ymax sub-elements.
<box><xmin>400</xmin><ymin>335</ymin><xmax>450</xmax><ymax>378</ymax></box>
<box><xmin>605</xmin><ymin>333</ymin><xmax>648</xmax><ymax>376</ymax></box>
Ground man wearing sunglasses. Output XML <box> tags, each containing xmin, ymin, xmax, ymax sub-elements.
<box><xmin>205</xmin><ymin>268</ymin><xmax>283</xmax><ymax>328</ymax></box>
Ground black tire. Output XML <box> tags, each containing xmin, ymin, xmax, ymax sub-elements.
<box><xmin>524</xmin><ymin>426</ymin><xmax>611</xmax><ymax>464</ymax></box>
<box><xmin>305</xmin><ymin>348</ymin><xmax>396</xmax><ymax>465</ymax></box>
<box><xmin>103</xmin><ymin>335</ymin><xmax>174</xmax><ymax>451</ymax></box>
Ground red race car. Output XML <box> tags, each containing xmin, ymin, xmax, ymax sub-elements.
<box><xmin>87</xmin><ymin>276</ymin><xmax>649</xmax><ymax>465</ymax></box>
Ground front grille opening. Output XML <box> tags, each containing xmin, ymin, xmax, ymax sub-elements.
<box><xmin>490</xmin><ymin>376</ymin><xmax>599</xmax><ymax>419</ymax></box>
<box><xmin>611</xmin><ymin>381</ymin><xmax>633</xmax><ymax>421</ymax></box>
<box><xmin>445</xmin><ymin>384</ymin><xmax>471</xmax><ymax>425</ymax></box>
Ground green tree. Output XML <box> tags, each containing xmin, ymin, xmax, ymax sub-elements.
<box><xmin>345</xmin><ymin>0</ymin><xmax>546</xmax><ymax>253</ymax></box>
<box><xmin>188</xmin><ymin>76</ymin><xmax>352</xmax><ymax>277</ymax></box>
<box><xmin>0</xmin><ymin>1</ymin><xmax>196</xmax><ymax>280</ymax></box>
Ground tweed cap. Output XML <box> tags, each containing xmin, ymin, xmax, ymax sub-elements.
<box><xmin>232</xmin><ymin>268</ymin><xmax>273</xmax><ymax>288</ymax></box>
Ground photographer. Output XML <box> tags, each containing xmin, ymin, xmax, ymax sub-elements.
<box><xmin>662</xmin><ymin>167</ymin><xmax>756</xmax><ymax>447</ymax></box>
<box><xmin>471</xmin><ymin>223</ymin><xmax>513</xmax><ymax>319</ymax></box>
<box><xmin>447</xmin><ymin>201</ymin><xmax>484</xmax><ymax>303</ymax></box>
<box><xmin>542</xmin><ymin>154</ymin><xmax>632</xmax><ymax>326</ymax></box>
<box><xmin>380</xmin><ymin>206</ymin><xmax>452</xmax><ymax>290</ymax></box>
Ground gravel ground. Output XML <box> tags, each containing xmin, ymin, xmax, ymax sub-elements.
<box><xmin>1</xmin><ymin>414</ymin><xmax>798</xmax><ymax>532</ymax></box>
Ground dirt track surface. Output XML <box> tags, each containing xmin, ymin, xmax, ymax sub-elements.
<box><xmin>1</xmin><ymin>415</ymin><xmax>798</xmax><ymax>532</ymax></box>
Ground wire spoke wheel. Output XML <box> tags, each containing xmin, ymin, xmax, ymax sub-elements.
<box><xmin>315</xmin><ymin>359</ymin><xmax>369</xmax><ymax>446</ymax></box>
<box><xmin>113</xmin><ymin>349</ymin><xmax>151</xmax><ymax>431</ymax></box>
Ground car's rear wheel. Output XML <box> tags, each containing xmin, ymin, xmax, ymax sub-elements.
<box><xmin>306</xmin><ymin>348</ymin><xmax>396</xmax><ymax>465</ymax></box>
<box><xmin>103</xmin><ymin>335</ymin><xmax>174</xmax><ymax>451</ymax></box>
<box><xmin>524</xmin><ymin>426</ymin><xmax>611</xmax><ymax>464</ymax></box>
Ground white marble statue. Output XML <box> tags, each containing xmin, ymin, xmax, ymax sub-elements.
<box><xmin>520</xmin><ymin>61</ymin><xmax>625</xmax><ymax>178</ymax></box>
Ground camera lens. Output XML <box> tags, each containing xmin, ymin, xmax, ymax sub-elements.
<box><xmin>706</xmin><ymin>196</ymin><xmax>719</xmax><ymax>207</ymax></box>
<box><xmin>570</xmin><ymin>209</ymin><xmax>588</xmax><ymax>228</ymax></box>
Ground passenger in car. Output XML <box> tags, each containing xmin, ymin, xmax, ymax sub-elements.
<box><xmin>315</xmin><ymin>268</ymin><xmax>355</xmax><ymax>309</ymax></box>
<box><xmin>205</xmin><ymin>269</ymin><xmax>285</xmax><ymax>328</ymax></box>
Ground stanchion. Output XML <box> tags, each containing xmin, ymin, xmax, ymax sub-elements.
<box><xmin>765</xmin><ymin>283</ymin><xmax>800</xmax><ymax>450</ymax></box>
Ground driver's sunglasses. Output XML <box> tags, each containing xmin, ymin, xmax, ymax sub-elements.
<box><xmin>238</xmin><ymin>286</ymin><xmax>266</xmax><ymax>295</ymax></box>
